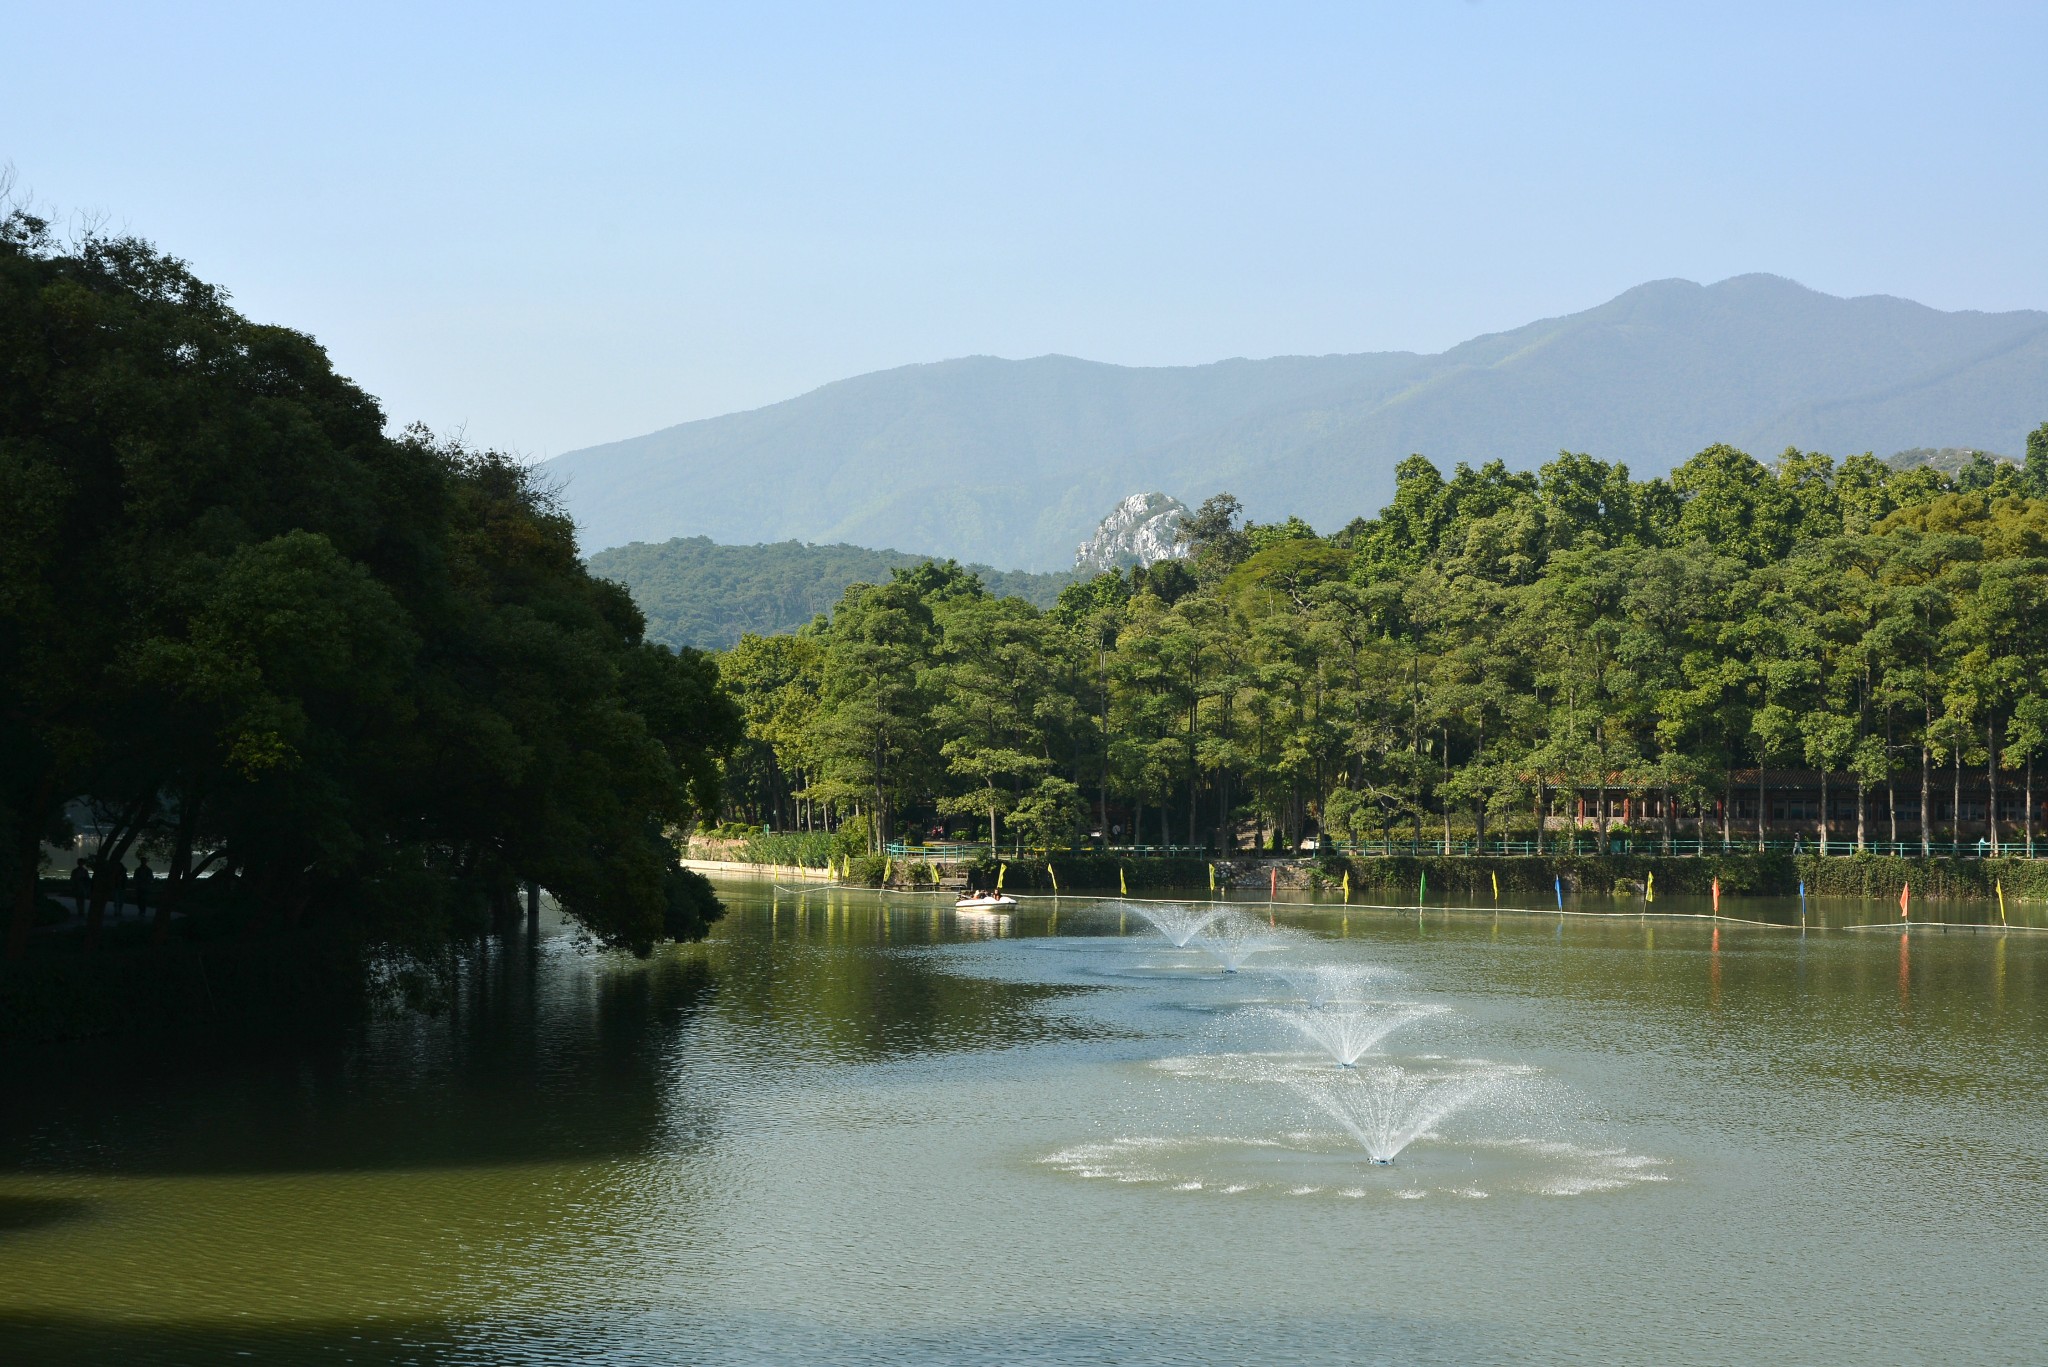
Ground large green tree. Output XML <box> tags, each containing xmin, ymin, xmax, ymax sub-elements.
<box><xmin>1</xmin><ymin>212</ymin><xmax>738</xmax><ymax>963</ymax></box>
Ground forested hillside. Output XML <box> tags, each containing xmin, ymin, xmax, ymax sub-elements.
<box><xmin>589</xmin><ymin>537</ymin><xmax>1076</xmax><ymax>649</ymax></box>
<box><xmin>549</xmin><ymin>274</ymin><xmax>2048</xmax><ymax>568</ymax></box>
<box><xmin>718</xmin><ymin>433</ymin><xmax>2048</xmax><ymax>859</ymax></box>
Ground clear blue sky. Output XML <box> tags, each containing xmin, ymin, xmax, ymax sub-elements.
<box><xmin>11</xmin><ymin>2</ymin><xmax>2046</xmax><ymax>458</ymax></box>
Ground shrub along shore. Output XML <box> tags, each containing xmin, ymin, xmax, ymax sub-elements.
<box><xmin>768</xmin><ymin>849</ymin><xmax>2042</xmax><ymax>903</ymax></box>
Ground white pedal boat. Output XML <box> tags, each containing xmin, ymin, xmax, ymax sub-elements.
<box><xmin>954</xmin><ymin>893</ymin><xmax>1017</xmax><ymax>910</ymax></box>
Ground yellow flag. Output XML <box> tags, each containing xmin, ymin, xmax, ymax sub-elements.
<box><xmin>1119</xmin><ymin>866</ymin><xmax>1128</xmax><ymax>896</ymax></box>
<box><xmin>883</xmin><ymin>857</ymin><xmax>892</xmax><ymax>883</ymax></box>
<box><xmin>1047</xmin><ymin>862</ymin><xmax>1059</xmax><ymax>894</ymax></box>
<box><xmin>1342</xmin><ymin>869</ymin><xmax>1350</xmax><ymax>902</ymax></box>
<box><xmin>997</xmin><ymin>862</ymin><xmax>1007</xmax><ymax>890</ymax></box>
<box><xmin>1997</xmin><ymin>880</ymin><xmax>2007</xmax><ymax>926</ymax></box>
<box><xmin>1209</xmin><ymin>863</ymin><xmax>1216</xmax><ymax>892</ymax></box>
<box><xmin>1490</xmin><ymin>870</ymin><xmax>1499</xmax><ymax>902</ymax></box>
<box><xmin>1646</xmin><ymin>871</ymin><xmax>1654</xmax><ymax>903</ymax></box>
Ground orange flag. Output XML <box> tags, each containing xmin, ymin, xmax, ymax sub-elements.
<box><xmin>1711</xmin><ymin>877</ymin><xmax>1720</xmax><ymax>914</ymax></box>
<box><xmin>1899</xmin><ymin>882</ymin><xmax>1909</xmax><ymax>919</ymax></box>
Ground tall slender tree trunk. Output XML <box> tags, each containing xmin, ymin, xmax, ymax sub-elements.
<box><xmin>1596</xmin><ymin>751</ymin><xmax>1611</xmax><ymax>855</ymax></box>
<box><xmin>1919</xmin><ymin>741</ymin><xmax>1932</xmax><ymax>857</ymax></box>
<box><xmin>1818</xmin><ymin>770</ymin><xmax>1829</xmax><ymax>857</ymax></box>
<box><xmin>1533</xmin><ymin>783</ymin><xmax>1545</xmax><ymax>856</ymax></box>
<box><xmin>2026</xmin><ymin>757</ymin><xmax>2035</xmax><ymax>858</ymax></box>
<box><xmin>1885</xmin><ymin>712</ymin><xmax>1897</xmax><ymax>848</ymax></box>
<box><xmin>1218</xmin><ymin>771</ymin><xmax>1231</xmax><ymax>854</ymax></box>
<box><xmin>1097</xmin><ymin>642</ymin><xmax>1110</xmax><ymax>848</ymax></box>
<box><xmin>1987</xmin><ymin>717</ymin><xmax>2001</xmax><ymax>857</ymax></box>
<box><xmin>1756</xmin><ymin>765</ymin><xmax>1767</xmax><ymax>853</ymax></box>
<box><xmin>1855</xmin><ymin>780</ymin><xmax>1866</xmax><ymax>853</ymax></box>
<box><xmin>1721</xmin><ymin>776</ymin><xmax>1732</xmax><ymax>849</ymax></box>
<box><xmin>1952</xmin><ymin>747</ymin><xmax>1963</xmax><ymax>856</ymax></box>
<box><xmin>1441</xmin><ymin>725</ymin><xmax>1451</xmax><ymax>855</ymax></box>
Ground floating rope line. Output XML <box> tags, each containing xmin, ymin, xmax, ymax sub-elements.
<box><xmin>769</xmin><ymin>885</ymin><xmax>1808</xmax><ymax>929</ymax></box>
<box><xmin>761</xmin><ymin>883</ymin><xmax>2032</xmax><ymax>933</ymax></box>
<box><xmin>1840</xmin><ymin>919</ymin><xmax>2048</xmax><ymax>935</ymax></box>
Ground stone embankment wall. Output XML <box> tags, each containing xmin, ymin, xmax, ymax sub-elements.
<box><xmin>679</xmin><ymin>858</ymin><xmax>835</xmax><ymax>882</ymax></box>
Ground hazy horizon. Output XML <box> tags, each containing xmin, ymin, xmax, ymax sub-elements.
<box><xmin>12</xmin><ymin>3</ymin><xmax>2048</xmax><ymax>459</ymax></box>
<box><xmin>574</xmin><ymin>271</ymin><xmax>2042</xmax><ymax>438</ymax></box>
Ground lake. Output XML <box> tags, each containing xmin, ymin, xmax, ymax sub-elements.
<box><xmin>3</xmin><ymin>881</ymin><xmax>2045</xmax><ymax>1364</ymax></box>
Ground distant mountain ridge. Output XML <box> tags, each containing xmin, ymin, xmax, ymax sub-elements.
<box><xmin>549</xmin><ymin>275</ymin><xmax>2048</xmax><ymax>569</ymax></box>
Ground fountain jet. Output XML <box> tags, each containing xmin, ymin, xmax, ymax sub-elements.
<box><xmin>1263</xmin><ymin>1002</ymin><xmax>1448</xmax><ymax>1066</ymax></box>
<box><xmin>1128</xmin><ymin>903</ymin><xmax>1225</xmax><ymax>948</ymax></box>
<box><xmin>1194</xmin><ymin>912</ymin><xmax>1300</xmax><ymax>972</ymax></box>
<box><xmin>1272</xmin><ymin>963</ymin><xmax>1396</xmax><ymax>1008</ymax></box>
<box><xmin>1283</xmin><ymin>1063</ymin><xmax>1525</xmax><ymax>1165</ymax></box>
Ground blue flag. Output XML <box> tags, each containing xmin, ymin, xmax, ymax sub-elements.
<box><xmin>1554</xmin><ymin>876</ymin><xmax>1563</xmax><ymax>911</ymax></box>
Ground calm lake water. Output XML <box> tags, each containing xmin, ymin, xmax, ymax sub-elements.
<box><xmin>3</xmin><ymin>881</ymin><xmax>2046</xmax><ymax>1364</ymax></box>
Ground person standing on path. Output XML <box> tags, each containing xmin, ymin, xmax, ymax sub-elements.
<box><xmin>70</xmin><ymin>857</ymin><xmax>91</xmax><ymax>916</ymax></box>
<box><xmin>132</xmin><ymin>858</ymin><xmax>153</xmax><ymax>920</ymax></box>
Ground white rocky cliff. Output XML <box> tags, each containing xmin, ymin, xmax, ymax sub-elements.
<box><xmin>1074</xmin><ymin>493</ymin><xmax>1189</xmax><ymax>574</ymax></box>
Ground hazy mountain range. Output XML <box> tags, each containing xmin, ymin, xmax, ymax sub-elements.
<box><xmin>548</xmin><ymin>274</ymin><xmax>2048</xmax><ymax>570</ymax></box>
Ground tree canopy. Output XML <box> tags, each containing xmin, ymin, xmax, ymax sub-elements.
<box><xmin>586</xmin><ymin>535</ymin><xmax>1074</xmax><ymax>650</ymax></box>
<box><xmin>1</xmin><ymin>210</ymin><xmax>739</xmax><ymax>964</ymax></box>
<box><xmin>719</xmin><ymin>435</ymin><xmax>2048</xmax><ymax>862</ymax></box>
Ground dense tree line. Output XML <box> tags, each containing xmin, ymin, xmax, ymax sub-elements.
<box><xmin>719</xmin><ymin>432</ymin><xmax>2048</xmax><ymax>860</ymax></box>
<box><xmin>1</xmin><ymin>212</ymin><xmax>739</xmax><ymax>963</ymax></box>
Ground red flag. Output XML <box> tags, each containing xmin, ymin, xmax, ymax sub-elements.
<box><xmin>1899</xmin><ymin>882</ymin><xmax>1909</xmax><ymax>919</ymax></box>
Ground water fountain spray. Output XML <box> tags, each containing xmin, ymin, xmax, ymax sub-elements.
<box><xmin>1262</xmin><ymin>1002</ymin><xmax>1448</xmax><ymax>1067</ymax></box>
<box><xmin>1128</xmin><ymin>903</ymin><xmax>1225</xmax><ymax>948</ymax></box>
<box><xmin>1282</xmin><ymin>1062</ymin><xmax>1527</xmax><ymax>1164</ymax></box>
<box><xmin>1194</xmin><ymin>911</ymin><xmax>1300</xmax><ymax>972</ymax></box>
<box><xmin>1272</xmin><ymin>963</ymin><xmax>1395</xmax><ymax>1009</ymax></box>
